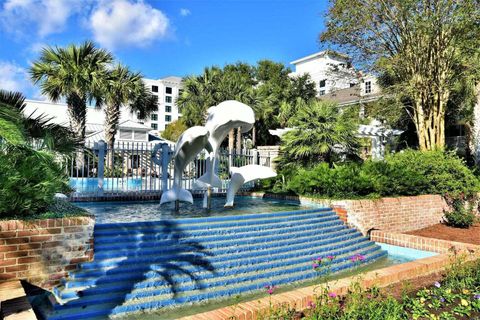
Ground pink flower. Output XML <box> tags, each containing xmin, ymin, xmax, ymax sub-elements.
<box><xmin>316</xmin><ymin>257</ymin><xmax>322</xmax><ymax>262</ymax></box>
<box><xmin>312</xmin><ymin>263</ymin><xmax>319</xmax><ymax>269</ymax></box>
<box><xmin>327</xmin><ymin>255</ymin><xmax>335</xmax><ymax>260</ymax></box>
<box><xmin>307</xmin><ymin>301</ymin><xmax>316</xmax><ymax>309</ymax></box>
<box><xmin>265</xmin><ymin>285</ymin><xmax>276</xmax><ymax>295</ymax></box>
<box><xmin>328</xmin><ymin>292</ymin><xmax>337</xmax><ymax>298</ymax></box>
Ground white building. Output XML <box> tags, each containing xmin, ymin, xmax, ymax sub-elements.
<box><xmin>289</xmin><ymin>50</ymin><xmax>381</xmax><ymax>99</ymax></box>
<box><xmin>23</xmin><ymin>75</ymin><xmax>183</xmax><ymax>143</ymax></box>
<box><xmin>142</xmin><ymin>76</ymin><xmax>183</xmax><ymax>131</ymax></box>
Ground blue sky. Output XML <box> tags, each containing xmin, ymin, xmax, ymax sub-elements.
<box><xmin>0</xmin><ymin>0</ymin><xmax>329</xmax><ymax>99</ymax></box>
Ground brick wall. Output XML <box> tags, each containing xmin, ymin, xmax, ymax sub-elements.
<box><xmin>0</xmin><ymin>216</ymin><xmax>94</xmax><ymax>289</ymax></box>
<box><xmin>245</xmin><ymin>193</ymin><xmax>447</xmax><ymax>235</ymax></box>
<box><xmin>331</xmin><ymin>195</ymin><xmax>447</xmax><ymax>235</ymax></box>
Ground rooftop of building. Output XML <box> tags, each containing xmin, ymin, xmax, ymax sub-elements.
<box><xmin>290</xmin><ymin>50</ymin><xmax>351</xmax><ymax>65</ymax></box>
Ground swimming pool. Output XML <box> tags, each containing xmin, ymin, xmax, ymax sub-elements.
<box><xmin>70</xmin><ymin>177</ymin><xmax>144</xmax><ymax>193</ymax></box>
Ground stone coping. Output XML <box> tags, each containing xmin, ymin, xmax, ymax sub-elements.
<box><xmin>370</xmin><ymin>230</ymin><xmax>480</xmax><ymax>254</ymax></box>
<box><xmin>179</xmin><ymin>232</ymin><xmax>480</xmax><ymax>320</ymax></box>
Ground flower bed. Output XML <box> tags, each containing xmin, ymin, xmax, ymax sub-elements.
<box><xmin>256</xmin><ymin>255</ymin><xmax>480</xmax><ymax>320</ymax></box>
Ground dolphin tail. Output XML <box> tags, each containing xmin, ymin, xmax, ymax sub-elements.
<box><xmin>160</xmin><ymin>188</ymin><xmax>193</xmax><ymax>205</ymax></box>
<box><xmin>196</xmin><ymin>172</ymin><xmax>222</xmax><ymax>188</ymax></box>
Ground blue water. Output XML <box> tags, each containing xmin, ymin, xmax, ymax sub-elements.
<box><xmin>378</xmin><ymin>243</ymin><xmax>438</xmax><ymax>263</ymax></box>
<box><xmin>70</xmin><ymin>178</ymin><xmax>143</xmax><ymax>193</ymax></box>
<box><xmin>75</xmin><ymin>196</ymin><xmax>315</xmax><ymax>223</ymax></box>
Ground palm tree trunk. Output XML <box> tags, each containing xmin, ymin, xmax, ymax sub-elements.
<box><xmin>228</xmin><ymin>129</ymin><xmax>234</xmax><ymax>152</ymax></box>
<box><xmin>228</xmin><ymin>129</ymin><xmax>234</xmax><ymax>168</ymax></box>
<box><xmin>252</xmin><ymin>126</ymin><xmax>256</xmax><ymax>147</ymax></box>
<box><xmin>236</xmin><ymin>127</ymin><xmax>242</xmax><ymax>154</ymax></box>
<box><xmin>105</xmin><ymin>103</ymin><xmax>121</xmax><ymax>170</ymax></box>
<box><xmin>67</xmin><ymin>93</ymin><xmax>87</xmax><ymax>171</ymax></box>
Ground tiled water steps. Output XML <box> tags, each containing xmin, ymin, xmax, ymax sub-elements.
<box><xmin>45</xmin><ymin>207</ymin><xmax>387</xmax><ymax>320</ymax></box>
<box><xmin>93</xmin><ymin>218</ymin><xmax>346</xmax><ymax>250</ymax></box>
<box><xmin>57</xmin><ymin>236</ymin><xmax>374</xmax><ymax>293</ymax></box>
<box><xmin>48</xmin><ymin>249</ymin><xmax>386</xmax><ymax>320</ymax></box>
<box><xmin>54</xmin><ymin>243</ymin><xmax>381</xmax><ymax>302</ymax></box>
<box><xmin>85</xmin><ymin>225</ymin><xmax>359</xmax><ymax>267</ymax></box>
<box><xmin>92</xmin><ymin>223</ymin><xmax>355</xmax><ymax>253</ymax></box>
<box><xmin>72</xmin><ymin>227</ymin><xmax>361</xmax><ymax>273</ymax></box>
<box><xmin>92</xmin><ymin>213</ymin><xmax>340</xmax><ymax>239</ymax></box>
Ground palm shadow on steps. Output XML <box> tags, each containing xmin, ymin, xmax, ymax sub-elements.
<box><xmin>57</xmin><ymin>219</ymin><xmax>215</xmax><ymax>318</ymax></box>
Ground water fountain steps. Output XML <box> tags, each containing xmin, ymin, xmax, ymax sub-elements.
<box><xmin>52</xmin><ymin>247</ymin><xmax>384</xmax><ymax>315</ymax></box>
<box><xmin>44</xmin><ymin>207</ymin><xmax>387</xmax><ymax>320</ymax></box>
<box><xmin>91</xmin><ymin>223</ymin><xmax>355</xmax><ymax>253</ymax></box>
<box><xmin>59</xmin><ymin>236</ymin><xmax>373</xmax><ymax>290</ymax></box>
<box><xmin>55</xmin><ymin>241</ymin><xmax>378</xmax><ymax>300</ymax></box>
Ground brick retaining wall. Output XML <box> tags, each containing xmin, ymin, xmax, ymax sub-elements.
<box><xmin>0</xmin><ymin>216</ymin><xmax>94</xmax><ymax>289</ymax></box>
<box><xmin>245</xmin><ymin>193</ymin><xmax>447</xmax><ymax>235</ymax></box>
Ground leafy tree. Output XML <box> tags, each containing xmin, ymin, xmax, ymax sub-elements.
<box><xmin>161</xmin><ymin>119</ymin><xmax>187</xmax><ymax>142</ymax></box>
<box><xmin>30</xmin><ymin>41</ymin><xmax>113</xmax><ymax>165</ymax></box>
<box><xmin>177</xmin><ymin>60</ymin><xmax>316</xmax><ymax>147</ymax></box>
<box><xmin>321</xmin><ymin>0</ymin><xmax>480</xmax><ymax>151</ymax></box>
<box><xmin>279</xmin><ymin>100</ymin><xmax>359</xmax><ymax>168</ymax></box>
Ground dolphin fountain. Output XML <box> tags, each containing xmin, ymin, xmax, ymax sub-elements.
<box><xmin>195</xmin><ymin>100</ymin><xmax>255</xmax><ymax>189</ymax></box>
<box><xmin>160</xmin><ymin>100</ymin><xmax>276</xmax><ymax>209</ymax></box>
<box><xmin>160</xmin><ymin>126</ymin><xmax>211</xmax><ymax>206</ymax></box>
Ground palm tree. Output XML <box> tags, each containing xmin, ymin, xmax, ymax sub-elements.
<box><xmin>279</xmin><ymin>100</ymin><xmax>360</xmax><ymax>168</ymax></box>
<box><xmin>103</xmin><ymin>64</ymin><xmax>157</xmax><ymax>168</ymax></box>
<box><xmin>0</xmin><ymin>89</ymin><xmax>78</xmax><ymax>153</ymax></box>
<box><xmin>29</xmin><ymin>41</ymin><xmax>113</xmax><ymax>166</ymax></box>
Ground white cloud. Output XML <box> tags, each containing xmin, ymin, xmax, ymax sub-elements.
<box><xmin>1</xmin><ymin>0</ymin><xmax>80</xmax><ymax>37</ymax></box>
<box><xmin>89</xmin><ymin>0</ymin><xmax>170</xmax><ymax>50</ymax></box>
<box><xmin>180</xmin><ymin>8</ymin><xmax>190</xmax><ymax>17</ymax></box>
<box><xmin>0</xmin><ymin>61</ymin><xmax>31</xmax><ymax>92</ymax></box>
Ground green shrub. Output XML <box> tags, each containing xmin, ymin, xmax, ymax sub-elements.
<box><xmin>373</xmin><ymin>150</ymin><xmax>479</xmax><ymax>197</ymax></box>
<box><xmin>0</xmin><ymin>145</ymin><xmax>71</xmax><ymax>217</ymax></box>
<box><xmin>276</xmin><ymin>149</ymin><xmax>479</xmax><ymax>199</ymax></box>
<box><xmin>443</xmin><ymin>195</ymin><xmax>477</xmax><ymax>228</ymax></box>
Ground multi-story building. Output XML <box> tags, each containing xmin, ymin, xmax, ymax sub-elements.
<box><xmin>23</xmin><ymin>75</ymin><xmax>183</xmax><ymax>144</ymax></box>
<box><xmin>289</xmin><ymin>50</ymin><xmax>381</xmax><ymax>102</ymax></box>
<box><xmin>142</xmin><ymin>76</ymin><xmax>183</xmax><ymax>132</ymax></box>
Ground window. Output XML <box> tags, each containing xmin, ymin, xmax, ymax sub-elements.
<box><xmin>365</xmin><ymin>81</ymin><xmax>372</xmax><ymax>94</ymax></box>
<box><xmin>119</xmin><ymin>130</ymin><xmax>132</xmax><ymax>140</ymax></box>
<box><xmin>165</xmin><ymin>87</ymin><xmax>172</xmax><ymax>94</ymax></box>
<box><xmin>151</xmin><ymin>123</ymin><xmax>158</xmax><ymax>130</ymax></box>
<box><xmin>319</xmin><ymin>90</ymin><xmax>326</xmax><ymax>96</ymax></box>
<box><xmin>151</xmin><ymin>85</ymin><xmax>158</xmax><ymax>93</ymax></box>
<box><xmin>165</xmin><ymin>115</ymin><xmax>172</xmax><ymax>122</ymax></box>
<box><xmin>165</xmin><ymin>105</ymin><xmax>172</xmax><ymax>113</ymax></box>
<box><xmin>151</xmin><ymin>114</ymin><xmax>158</xmax><ymax>121</ymax></box>
<box><xmin>134</xmin><ymin>131</ymin><xmax>146</xmax><ymax>140</ymax></box>
<box><xmin>319</xmin><ymin>79</ymin><xmax>326</xmax><ymax>88</ymax></box>
<box><xmin>165</xmin><ymin>96</ymin><xmax>172</xmax><ymax>103</ymax></box>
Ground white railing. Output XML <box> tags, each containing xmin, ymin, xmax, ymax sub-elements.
<box><xmin>66</xmin><ymin>141</ymin><xmax>272</xmax><ymax>198</ymax></box>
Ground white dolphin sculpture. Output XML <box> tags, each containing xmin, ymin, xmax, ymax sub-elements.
<box><xmin>160</xmin><ymin>126</ymin><xmax>210</xmax><ymax>205</ymax></box>
<box><xmin>225</xmin><ymin>165</ymin><xmax>277</xmax><ymax>207</ymax></box>
<box><xmin>195</xmin><ymin>100</ymin><xmax>255</xmax><ymax>189</ymax></box>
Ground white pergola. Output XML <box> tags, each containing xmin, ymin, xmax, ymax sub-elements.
<box><xmin>269</xmin><ymin>121</ymin><xmax>403</xmax><ymax>160</ymax></box>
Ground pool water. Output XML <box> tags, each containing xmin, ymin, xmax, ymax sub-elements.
<box><xmin>70</xmin><ymin>177</ymin><xmax>144</xmax><ymax>193</ymax></box>
<box><xmin>75</xmin><ymin>196</ymin><xmax>314</xmax><ymax>223</ymax></box>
